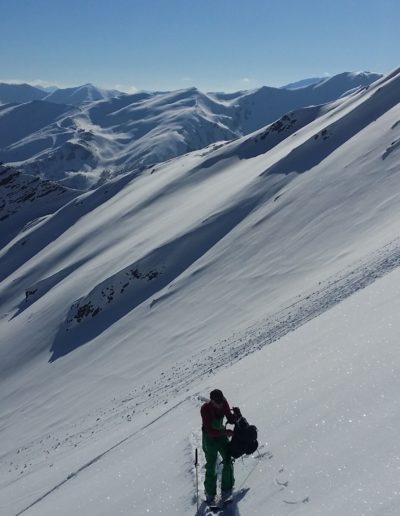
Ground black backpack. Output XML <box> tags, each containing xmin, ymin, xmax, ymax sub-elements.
<box><xmin>229</xmin><ymin>415</ymin><xmax>258</xmax><ymax>459</ymax></box>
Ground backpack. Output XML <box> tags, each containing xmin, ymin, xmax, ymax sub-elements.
<box><xmin>229</xmin><ymin>415</ymin><xmax>258</xmax><ymax>459</ymax></box>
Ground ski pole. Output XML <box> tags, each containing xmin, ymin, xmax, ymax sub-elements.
<box><xmin>195</xmin><ymin>448</ymin><xmax>199</xmax><ymax>511</ymax></box>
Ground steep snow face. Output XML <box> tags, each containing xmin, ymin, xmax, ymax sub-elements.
<box><xmin>0</xmin><ymin>69</ymin><xmax>399</xmax><ymax>515</ymax></box>
<box><xmin>0</xmin><ymin>72</ymin><xmax>382</xmax><ymax>188</ymax></box>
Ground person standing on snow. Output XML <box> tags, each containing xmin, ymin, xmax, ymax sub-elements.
<box><xmin>201</xmin><ymin>389</ymin><xmax>240</xmax><ymax>504</ymax></box>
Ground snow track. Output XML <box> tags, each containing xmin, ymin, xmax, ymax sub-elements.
<box><xmin>15</xmin><ymin>397</ymin><xmax>188</xmax><ymax>515</ymax></box>
<box><xmin>124</xmin><ymin>236</ymin><xmax>400</xmax><ymax>413</ymax></box>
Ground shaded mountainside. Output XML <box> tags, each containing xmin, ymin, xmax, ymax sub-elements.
<box><xmin>0</xmin><ymin>165</ymin><xmax>80</xmax><ymax>248</ymax></box>
<box><xmin>0</xmin><ymin>82</ymin><xmax>47</xmax><ymax>104</ymax></box>
<box><xmin>0</xmin><ymin>100</ymin><xmax>77</xmax><ymax>149</ymax></box>
<box><xmin>0</xmin><ymin>71</ymin><xmax>382</xmax><ymax>189</ymax></box>
<box><xmin>0</xmin><ymin>82</ymin><xmax>122</xmax><ymax>106</ymax></box>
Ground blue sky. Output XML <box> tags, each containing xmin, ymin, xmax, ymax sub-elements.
<box><xmin>1</xmin><ymin>0</ymin><xmax>398</xmax><ymax>92</ymax></box>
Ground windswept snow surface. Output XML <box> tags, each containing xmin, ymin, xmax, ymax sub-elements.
<box><xmin>0</xmin><ymin>69</ymin><xmax>400</xmax><ymax>515</ymax></box>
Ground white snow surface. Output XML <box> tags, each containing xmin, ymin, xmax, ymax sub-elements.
<box><xmin>0</xmin><ymin>68</ymin><xmax>400</xmax><ymax>515</ymax></box>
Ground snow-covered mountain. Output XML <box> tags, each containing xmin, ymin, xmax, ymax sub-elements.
<box><xmin>0</xmin><ymin>68</ymin><xmax>400</xmax><ymax>515</ymax></box>
<box><xmin>42</xmin><ymin>83</ymin><xmax>125</xmax><ymax>106</ymax></box>
<box><xmin>282</xmin><ymin>71</ymin><xmax>379</xmax><ymax>91</ymax></box>
<box><xmin>0</xmin><ymin>72</ymin><xmax>382</xmax><ymax>189</ymax></box>
<box><xmin>281</xmin><ymin>76</ymin><xmax>324</xmax><ymax>89</ymax></box>
<box><xmin>38</xmin><ymin>85</ymin><xmax>58</xmax><ymax>93</ymax></box>
<box><xmin>0</xmin><ymin>82</ymin><xmax>46</xmax><ymax>104</ymax></box>
<box><xmin>0</xmin><ymin>82</ymin><xmax>123</xmax><ymax>106</ymax></box>
<box><xmin>223</xmin><ymin>71</ymin><xmax>382</xmax><ymax>134</ymax></box>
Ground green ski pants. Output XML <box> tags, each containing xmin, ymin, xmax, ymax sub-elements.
<box><xmin>202</xmin><ymin>431</ymin><xmax>234</xmax><ymax>497</ymax></box>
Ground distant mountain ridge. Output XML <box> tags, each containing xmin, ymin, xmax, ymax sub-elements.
<box><xmin>0</xmin><ymin>82</ymin><xmax>47</xmax><ymax>104</ymax></box>
<box><xmin>0</xmin><ymin>71</ymin><xmax>383</xmax><ymax>188</ymax></box>
<box><xmin>281</xmin><ymin>77</ymin><xmax>324</xmax><ymax>89</ymax></box>
<box><xmin>43</xmin><ymin>84</ymin><xmax>125</xmax><ymax>106</ymax></box>
<box><xmin>0</xmin><ymin>82</ymin><xmax>124</xmax><ymax>106</ymax></box>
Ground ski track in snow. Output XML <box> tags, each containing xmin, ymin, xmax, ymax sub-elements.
<box><xmin>6</xmin><ymin>235</ymin><xmax>400</xmax><ymax>514</ymax></box>
<box><xmin>124</xmin><ymin>235</ymin><xmax>400</xmax><ymax>414</ymax></box>
<box><xmin>188</xmin><ymin>435</ymin><xmax>305</xmax><ymax>516</ymax></box>
<box><xmin>190</xmin><ymin>436</ymin><xmax>273</xmax><ymax>516</ymax></box>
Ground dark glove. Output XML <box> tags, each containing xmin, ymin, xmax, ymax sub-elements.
<box><xmin>232</xmin><ymin>406</ymin><xmax>241</xmax><ymax>418</ymax></box>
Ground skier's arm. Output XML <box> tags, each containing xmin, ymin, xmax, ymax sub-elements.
<box><xmin>223</xmin><ymin>400</ymin><xmax>238</xmax><ymax>425</ymax></box>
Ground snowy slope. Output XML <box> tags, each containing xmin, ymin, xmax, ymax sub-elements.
<box><xmin>0</xmin><ymin>69</ymin><xmax>399</xmax><ymax>515</ymax></box>
<box><xmin>0</xmin><ymin>101</ymin><xmax>78</xmax><ymax>151</ymax></box>
<box><xmin>0</xmin><ymin>72</ymin><xmax>381</xmax><ymax>188</ymax></box>
<box><xmin>10</xmin><ymin>264</ymin><xmax>400</xmax><ymax>516</ymax></box>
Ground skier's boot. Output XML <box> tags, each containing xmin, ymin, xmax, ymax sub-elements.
<box><xmin>221</xmin><ymin>489</ymin><xmax>233</xmax><ymax>502</ymax></box>
<box><xmin>206</xmin><ymin>494</ymin><xmax>217</xmax><ymax>506</ymax></box>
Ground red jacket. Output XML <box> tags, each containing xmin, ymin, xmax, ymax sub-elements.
<box><xmin>201</xmin><ymin>399</ymin><xmax>236</xmax><ymax>438</ymax></box>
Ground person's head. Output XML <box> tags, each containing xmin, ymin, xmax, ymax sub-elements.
<box><xmin>210</xmin><ymin>389</ymin><xmax>225</xmax><ymax>407</ymax></box>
